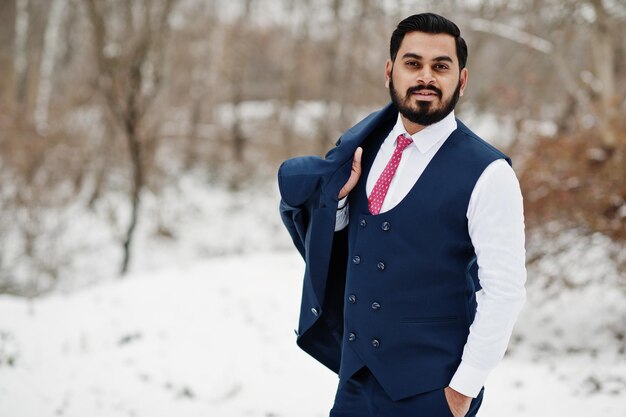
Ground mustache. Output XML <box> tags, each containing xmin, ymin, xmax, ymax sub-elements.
<box><xmin>406</xmin><ymin>85</ymin><xmax>442</xmax><ymax>98</ymax></box>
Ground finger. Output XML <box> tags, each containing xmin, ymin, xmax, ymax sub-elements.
<box><xmin>352</xmin><ymin>147</ymin><xmax>362</xmax><ymax>174</ymax></box>
<box><xmin>355</xmin><ymin>146</ymin><xmax>362</xmax><ymax>162</ymax></box>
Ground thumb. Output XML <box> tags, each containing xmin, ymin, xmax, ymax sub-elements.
<box><xmin>338</xmin><ymin>147</ymin><xmax>363</xmax><ymax>200</ymax></box>
<box><xmin>353</xmin><ymin>147</ymin><xmax>362</xmax><ymax>172</ymax></box>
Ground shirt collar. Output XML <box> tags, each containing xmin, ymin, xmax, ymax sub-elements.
<box><xmin>391</xmin><ymin>111</ymin><xmax>458</xmax><ymax>154</ymax></box>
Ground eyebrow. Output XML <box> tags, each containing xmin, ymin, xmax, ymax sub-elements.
<box><xmin>401</xmin><ymin>53</ymin><xmax>454</xmax><ymax>64</ymax></box>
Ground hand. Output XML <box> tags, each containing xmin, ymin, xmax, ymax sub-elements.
<box><xmin>338</xmin><ymin>147</ymin><xmax>362</xmax><ymax>200</ymax></box>
<box><xmin>444</xmin><ymin>386</ymin><xmax>472</xmax><ymax>417</ymax></box>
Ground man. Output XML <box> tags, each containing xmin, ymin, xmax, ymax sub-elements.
<box><xmin>278</xmin><ymin>13</ymin><xmax>526</xmax><ymax>417</ymax></box>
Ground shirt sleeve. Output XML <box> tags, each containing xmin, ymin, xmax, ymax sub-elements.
<box><xmin>335</xmin><ymin>196</ymin><xmax>349</xmax><ymax>231</ymax></box>
<box><xmin>448</xmin><ymin>159</ymin><xmax>527</xmax><ymax>397</ymax></box>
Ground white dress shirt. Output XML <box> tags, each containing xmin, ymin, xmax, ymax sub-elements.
<box><xmin>335</xmin><ymin>111</ymin><xmax>527</xmax><ymax>398</ymax></box>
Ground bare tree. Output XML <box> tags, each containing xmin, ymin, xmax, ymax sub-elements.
<box><xmin>13</xmin><ymin>0</ymin><xmax>29</xmax><ymax>122</ymax></box>
<box><xmin>317</xmin><ymin>0</ymin><xmax>344</xmax><ymax>156</ymax></box>
<box><xmin>0</xmin><ymin>0</ymin><xmax>623</xmax><ymax>294</ymax></box>
<box><xmin>219</xmin><ymin>0</ymin><xmax>254</xmax><ymax>189</ymax></box>
<box><xmin>34</xmin><ymin>0</ymin><xmax>66</xmax><ymax>135</ymax></box>
<box><xmin>184</xmin><ymin>2</ymin><xmax>220</xmax><ymax>170</ymax></box>
<box><xmin>589</xmin><ymin>0</ymin><xmax>619</xmax><ymax>148</ymax></box>
<box><xmin>279</xmin><ymin>0</ymin><xmax>311</xmax><ymax>158</ymax></box>
<box><xmin>84</xmin><ymin>0</ymin><xmax>177</xmax><ymax>275</ymax></box>
<box><xmin>468</xmin><ymin>0</ymin><xmax>624</xmax><ymax>150</ymax></box>
<box><xmin>0</xmin><ymin>0</ymin><xmax>16</xmax><ymax>110</ymax></box>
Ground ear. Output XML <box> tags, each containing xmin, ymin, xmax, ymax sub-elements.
<box><xmin>385</xmin><ymin>59</ymin><xmax>393</xmax><ymax>89</ymax></box>
<box><xmin>459</xmin><ymin>67</ymin><xmax>468</xmax><ymax>97</ymax></box>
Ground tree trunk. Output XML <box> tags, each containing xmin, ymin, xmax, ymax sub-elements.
<box><xmin>0</xmin><ymin>0</ymin><xmax>16</xmax><ymax>109</ymax></box>
<box><xmin>34</xmin><ymin>0</ymin><xmax>65</xmax><ymax>135</ymax></box>
<box><xmin>591</xmin><ymin>0</ymin><xmax>618</xmax><ymax>149</ymax></box>
<box><xmin>318</xmin><ymin>0</ymin><xmax>342</xmax><ymax>156</ymax></box>
<box><xmin>119</xmin><ymin>37</ymin><xmax>147</xmax><ymax>275</ymax></box>
<box><xmin>13</xmin><ymin>0</ymin><xmax>29</xmax><ymax>121</ymax></box>
<box><xmin>120</xmin><ymin>121</ymin><xmax>143</xmax><ymax>275</ymax></box>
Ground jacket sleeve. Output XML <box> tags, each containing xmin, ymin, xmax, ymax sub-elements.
<box><xmin>277</xmin><ymin>156</ymin><xmax>328</xmax><ymax>260</ymax></box>
<box><xmin>279</xmin><ymin>198</ymin><xmax>308</xmax><ymax>259</ymax></box>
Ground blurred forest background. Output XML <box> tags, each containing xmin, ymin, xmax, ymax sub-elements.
<box><xmin>0</xmin><ymin>1</ymin><xmax>625</xmax><ymax>415</ymax></box>
<box><xmin>0</xmin><ymin>0</ymin><xmax>624</xmax><ymax>299</ymax></box>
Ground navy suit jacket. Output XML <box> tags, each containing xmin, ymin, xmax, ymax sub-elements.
<box><xmin>278</xmin><ymin>103</ymin><xmax>400</xmax><ymax>372</ymax></box>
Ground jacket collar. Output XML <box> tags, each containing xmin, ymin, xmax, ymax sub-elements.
<box><xmin>322</xmin><ymin>103</ymin><xmax>398</xmax><ymax>205</ymax></box>
<box><xmin>325</xmin><ymin>102</ymin><xmax>397</xmax><ymax>164</ymax></box>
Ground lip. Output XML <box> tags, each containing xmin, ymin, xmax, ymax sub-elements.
<box><xmin>411</xmin><ymin>91</ymin><xmax>438</xmax><ymax>101</ymax></box>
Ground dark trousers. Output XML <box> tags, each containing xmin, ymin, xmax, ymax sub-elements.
<box><xmin>329</xmin><ymin>367</ymin><xmax>485</xmax><ymax>417</ymax></box>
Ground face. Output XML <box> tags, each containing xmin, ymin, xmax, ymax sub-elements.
<box><xmin>385</xmin><ymin>31</ymin><xmax>468</xmax><ymax>130</ymax></box>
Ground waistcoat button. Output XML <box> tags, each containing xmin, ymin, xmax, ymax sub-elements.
<box><xmin>348</xmin><ymin>332</ymin><xmax>356</xmax><ymax>342</ymax></box>
<box><xmin>381</xmin><ymin>221</ymin><xmax>391</xmax><ymax>231</ymax></box>
<box><xmin>353</xmin><ymin>255</ymin><xmax>361</xmax><ymax>264</ymax></box>
<box><xmin>371</xmin><ymin>302</ymin><xmax>381</xmax><ymax>310</ymax></box>
<box><xmin>377</xmin><ymin>262</ymin><xmax>385</xmax><ymax>271</ymax></box>
<box><xmin>311</xmin><ymin>307</ymin><xmax>318</xmax><ymax>316</ymax></box>
<box><xmin>348</xmin><ymin>294</ymin><xmax>357</xmax><ymax>304</ymax></box>
<box><xmin>371</xmin><ymin>338</ymin><xmax>380</xmax><ymax>348</ymax></box>
<box><xmin>360</xmin><ymin>218</ymin><xmax>367</xmax><ymax>227</ymax></box>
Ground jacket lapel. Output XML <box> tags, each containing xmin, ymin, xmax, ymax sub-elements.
<box><xmin>321</xmin><ymin>103</ymin><xmax>397</xmax><ymax>206</ymax></box>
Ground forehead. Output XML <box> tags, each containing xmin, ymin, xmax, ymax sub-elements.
<box><xmin>396</xmin><ymin>31</ymin><xmax>457</xmax><ymax>62</ymax></box>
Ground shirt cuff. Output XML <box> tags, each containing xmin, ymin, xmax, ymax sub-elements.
<box><xmin>448</xmin><ymin>361</ymin><xmax>491</xmax><ymax>398</ymax></box>
<box><xmin>335</xmin><ymin>198</ymin><xmax>349</xmax><ymax>231</ymax></box>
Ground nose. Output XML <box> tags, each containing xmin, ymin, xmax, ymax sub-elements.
<box><xmin>416</xmin><ymin>67</ymin><xmax>435</xmax><ymax>85</ymax></box>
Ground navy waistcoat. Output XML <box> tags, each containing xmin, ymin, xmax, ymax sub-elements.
<box><xmin>338</xmin><ymin>118</ymin><xmax>511</xmax><ymax>401</ymax></box>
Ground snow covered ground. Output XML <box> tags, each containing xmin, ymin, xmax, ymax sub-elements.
<box><xmin>1</xmin><ymin>249</ymin><xmax>625</xmax><ymax>417</ymax></box>
<box><xmin>0</xmin><ymin>174</ymin><xmax>624</xmax><ymax>416</ymax></box>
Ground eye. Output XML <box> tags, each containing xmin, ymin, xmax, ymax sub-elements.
<box><xmin>434</xmin><ymin>64</ymin><xmax>449</xmax><ymax>71</ymax></box>
<box><xmin>405</xmin><ymin>61</ymin><xmax>420</xmax><ymax>68</ymax></box>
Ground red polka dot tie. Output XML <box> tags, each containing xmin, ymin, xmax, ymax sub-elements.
<box><xmin>368</xmin><ymin>134</ymin><xmax>413</xmax><ymax>215</ymax></box>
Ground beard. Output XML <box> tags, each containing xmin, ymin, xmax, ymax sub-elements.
<box><xmin>389</xmin><ymin>75</ymin><xmax>462</xmax><ymax>126</ymax></box>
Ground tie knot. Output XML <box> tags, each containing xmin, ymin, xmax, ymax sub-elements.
<box><xmin>396</xmin><ymin>134</ymin><xmax>413</xmax><ymax>152</ymax></box>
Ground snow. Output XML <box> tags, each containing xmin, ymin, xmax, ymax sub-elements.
<box><xmin>0</xmin><ymin>252</ymin><xmax>330</xmax><ymax>417</ymax></box>
<box><xmin>1</xmin><ymin>248</ymin><xmax>625</xmax><ymax>416</ymax></box>
<box><xmin>0</xmin><ymin>171</ymin><xmax>624</xmax><ymax>416</ymax></box>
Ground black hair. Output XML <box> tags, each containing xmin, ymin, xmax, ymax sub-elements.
<box><xmin>390</xmin><ymin>13</ymin><xmax>468</xmax><ymax>69</ymax></box>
